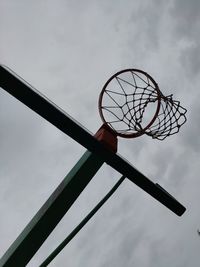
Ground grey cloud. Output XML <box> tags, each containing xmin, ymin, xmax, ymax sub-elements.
<box><xmin>0</xmin><ymin>1</ymin><xmax>200</xmax><ymax>267</ymax></box>
<box><xmin>170</xmin><ymin>0</ymin><xmax>200</xmax><ymax>77</ymax></box>
<box><xmin>127</xmin><ymin>1</ymin><xmax>169</xmax><ymax>56</ymax></box>
<box><xmin>180</xmin><ymin>42</ymin><xmax>200</xmax><ymax>77</ymax></box>
<box><xmin>170</xmin><ymin>0</ymin><xmax>200</xmax><ymax>41</ymax></box>
<box><xmin>182</xmin><ymin>96</ymin><xmax>200</xmax><ymax>152</ymax></box>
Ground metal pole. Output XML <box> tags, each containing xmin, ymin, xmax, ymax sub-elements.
<box><xmin>0</xmin><ymin>150</ymin><xmax>103</xmax><ymax>267</ymax></box>
<box><xmin>39</xmin><ymin>175</ymin><xmax>126</xmax><ymax>267</ymax></box>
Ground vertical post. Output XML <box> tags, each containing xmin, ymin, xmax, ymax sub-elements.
<box><xmin>0</xmin><ymin>150</ymin><xmax>103</xmax><ymax>267</ymax></box>
<box><xmin>0</xmin><ymin>125</ymin><xmax>117</xmax><ymax>267</ymax></box>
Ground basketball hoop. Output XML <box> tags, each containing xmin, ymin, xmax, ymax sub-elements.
<box><xmin>0</xmin><ymin>65</ymin><xmax>187</xmax><ymax>266</ymax></box>
<box><xmin>99</xmin><ymin>69</ymin><xmax>187</xmax><ymax>140</ymax></box>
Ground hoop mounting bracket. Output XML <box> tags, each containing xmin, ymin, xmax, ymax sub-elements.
<box><xmin>94</xmin><ymin>124</ymin><xmax>118</xmax><ymax>153</ymax></box>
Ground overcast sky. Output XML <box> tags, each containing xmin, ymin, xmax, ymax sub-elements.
<box><xmin>0</xmin><ymin>0</ymin><xmax>200</xmax><ymax>266</ymax></box>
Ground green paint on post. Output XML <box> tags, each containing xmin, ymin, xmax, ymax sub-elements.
<box><xmin>39</xmin><ymin>175</ymin><xmax>126</xmax><ymax>267</ymax></box>
<box><xmin>0</xmin><ymin>150</ymin><xmax>103</xmax><ymax>267</ymax></box>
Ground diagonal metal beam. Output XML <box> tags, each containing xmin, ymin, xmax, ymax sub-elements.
<box><xmin>0</xmin><ymin>65</ymin><xmax>186</xmax><ymax>216</ymax></box>
<box><xmin>38</xmin><ymin>175</ymin><xmax>126</xmax><ymax>267</ymax></box>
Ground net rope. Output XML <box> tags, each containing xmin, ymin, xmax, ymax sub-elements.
<box><xmin>100</xmin><ymin>70</ymin><xmax>187</xmax><ymax>140</ymax></box>
<box><xmin>146</xmin><ymin>94</ymin><xmax>187</xmax><ymax>140</ymax></box>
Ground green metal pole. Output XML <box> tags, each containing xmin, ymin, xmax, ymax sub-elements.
<box><xmin>0</xmin><ymin>150</ymin><xmax>104</xmax><ymax>267</ymax></box>
<box><xmin>39</xmin><ymin>175</ymin><xmax>126</xmax><ymax>267</ymax></box>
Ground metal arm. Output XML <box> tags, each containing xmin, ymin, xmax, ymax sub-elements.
<box><xmin>0</xmin><ymin>65</ymin><xmax>186</xmax><ymax>216</ymax></box>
